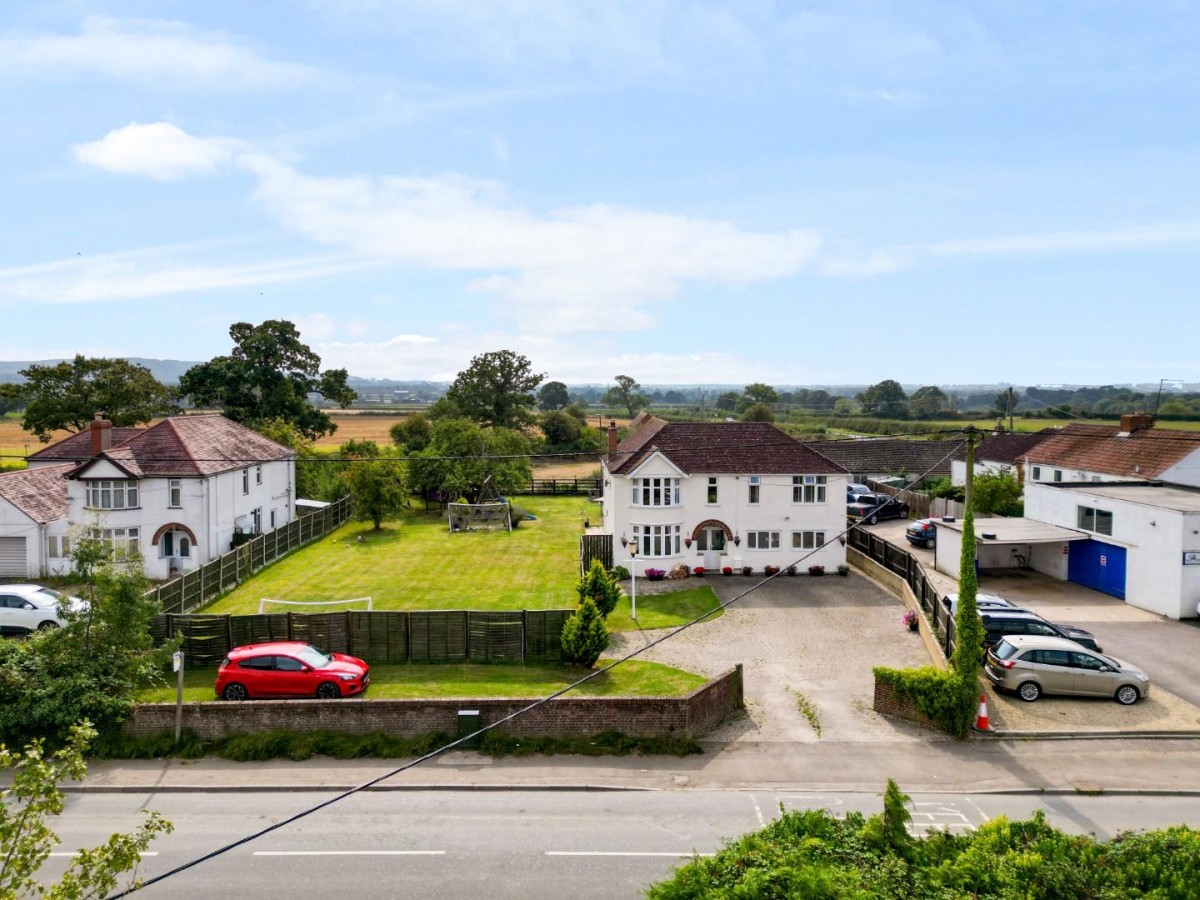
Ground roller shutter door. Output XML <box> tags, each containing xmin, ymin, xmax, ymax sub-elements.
<box><xmin>0</xmin><ymin>537</ymin><xmax>26</xmax><ymax>577</ymax></box>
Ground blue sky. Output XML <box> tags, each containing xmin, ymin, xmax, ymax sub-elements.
<box><xmin>1</xmin><ymin>2</ymin><xmax>1198</xmax><ymax>386</ymax></box>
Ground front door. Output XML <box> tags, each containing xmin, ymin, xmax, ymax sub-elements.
<box><xmin>697</xmin><ymin>526</ymin><xmax>727</xmax><ymax>570</ymax></box>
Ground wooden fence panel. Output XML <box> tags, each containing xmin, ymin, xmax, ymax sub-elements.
<box><xmin>524</xmin><ymin>609</ymin><xmax>569</xmax><ymax>664</ymax></box>
<box><xmin>289</xmin><ymin>612</ymin><xmax>351</xmax><ymax>655</ymax></box>
<box><xmin>349</xmin><ymin>611</ymin><xmax>409</xmax><ymax>664</ymax></box>
<box><xmin>409</xmin><ymin>611</ymin><xmax>468</xmax><ymax>662</ymax></box>
<box><xmin>579</xmin><ymin>533</ymin><xmax>613</xmax><ymax>576</ymax></box>
<box><xmin>171</xmin><ymin>615</ymin><xmax>234</xmax><ymax>667</ymax></box>
<box><xmin>467</xmin><ymin>612</ymin><xmax>525</xmax><ymax>663</ymax></box>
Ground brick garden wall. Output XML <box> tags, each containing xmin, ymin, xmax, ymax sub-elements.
<box><xmin>872</xmin><ymin>677</ymin><xmax>938</xmax><ymax>732</ymax></box>
<box><xmin>124</xmin><ymin>666</ymin><xmax>743</xmax><ymax>741</ymax></box>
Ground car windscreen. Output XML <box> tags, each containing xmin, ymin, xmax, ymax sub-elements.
<box><xmin>296</xmin><ymin>645</ymin><xmax>332</xmax><ymax>668</ymax></box>
<box><xmin>34</xmin><ymin>588</ymin><xmax>63</xmax><ymax>603</ymax></box>
<box><xmin>991</xmin><ymin>639</ymin><xmax>1020</xmax><ymax>661</ymax></box>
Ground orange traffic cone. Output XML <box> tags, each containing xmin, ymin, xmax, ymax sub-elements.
<box><xmin>973</xmin><ymin>693</ymin><xmax>993</xmax><ymax>732</ymax></box>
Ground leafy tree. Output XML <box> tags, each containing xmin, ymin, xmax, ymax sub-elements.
<box><xmin>541</xmin><ymin>410</ymin><xmax>582</xmax><ymax>449</ymax></box>
<box><xmin>832</xmin><ymin>397</ymin><xmax>859</xmax><ymax>416</ymax></box>
<box><xmin>389</xmin><ymin>412</ymin><xmax>432</xmax><ymax>452</ymax></box>
<box><xmin>339</xmin><ymin>438</ymin><xmax>382</xmax><ymax>459</ymax></box>
<box><xmin>951</xmin><ymin>506</ymin><xmax>986</xmax><ymax>678</ymax></box>
<box><xmin>742</xmin><ymin>383</ymin><xmax>779</xmax><ymax>405</ymax></box>
<box><xmin>908</xmin><ymin>385</ymin><xmax>949</xmax><ymax>419</ymax></box>
<box><xmin>179</xmin><ymin>320</ymin><xmax>355</xmax><ymax>441</ymax></box>
<box><xmin>1</xmin><ymin>722</ymin><xmax>172</xmax><ymax>899</ymax></box>
<box><xmin>576</xmin><ymin>559</ymin><xmax>621</xmax><ymax>617</ymax></box>
<box><xmin>856</xmin><ymin>380</ymin><xmax>909</xmax><ymax>418</ymax></box>
<box><xmin>714</xmin><ymin>391</ymin><xmax>740</xmax><ymax>413</ymax></box>
<box><xmin>344</xmin><ymin>457</ymin><xmax>408</xmax><ymax>530</ymax></box>
<box><xmin>560</xmin><ymin>598</ymin><xmax>609</xmax><ymax>667</ymax></box>
<box><xmin>972</xmin><ymin>468</ymin><xmax>1023</xmax><ymax>517</ymax></box>
<box><xmin>445</xmin><ymin>350</ymin><xmax>544</xmax><ymax>429</ymax></box>
<box><xmin>538</xmin><ymin>380</ymin><xmax>570</xmax><ymax>411</ymax></box>
<box><xmin>602</xmin><ymin>375</ymin><xmax>649</xmax><ymax>417</ymax></box>
<box><xmin>0</xmin><ymin>384</ymin><xmax>25</xmax><ymax>416</ymax></box>
<box><xmin>408</xmin><ymin>418</ymin><xmax>532</xmax><ymax>501</ymax></box>
<box><xmin>253</xmin><ymin>419</ymin><xmax>346</xmax><ymax>502</ymax></box>
<box><xmin>12</xmin><ymin>355</ymin><xmax>177</xmax><ymax>442</ymax></box>
<box><xmin>740</xmin><ymin>402</ymin><xmax>775</xmax><ymax>423</ymax></box>
<box><xmin>662</xmin><ymin>389</ymin><xmax>685</xmax><ymax>405</ymax></box>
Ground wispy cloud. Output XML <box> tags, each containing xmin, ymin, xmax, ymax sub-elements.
<box><xmin>929</xmin><ymin>222</ymin><xmax>1200</xmax><ymax>257</ymax></box>
<box><xmin>72</xmin><ymin>122</ymin><xmax>237</xmax><ymax>181</ymax></box>
<box><xmin>0</xmin><ymin>15</ymin><xmax>322</xmax><ymax>89</ymax></box>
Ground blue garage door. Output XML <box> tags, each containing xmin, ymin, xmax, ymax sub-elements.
<box><xmin>1068</xmin><ymin>540</ymin><xmax>1127</xmax><ymax>600</ymax></box>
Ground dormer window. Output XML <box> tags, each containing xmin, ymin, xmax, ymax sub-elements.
<box><xmin>85</xmin><ymin>479</ymin><xmax>138</xmax><ymax>510</ymax></box>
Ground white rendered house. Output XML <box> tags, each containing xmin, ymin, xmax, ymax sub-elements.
<box><xmin>601</xmin><ymin>416</ymin><xmax>848</xmax><ymax>574</ymax></box>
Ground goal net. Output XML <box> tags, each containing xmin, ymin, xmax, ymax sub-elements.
<box><xmin>447</xmin><ymin>501</ymin><xmax>512</xmax><ymax>533</ymax></box>
<box><xmin>258</xmin><ymin>596</ymin><xmax>374</xmax><ymax>614</ymax></box>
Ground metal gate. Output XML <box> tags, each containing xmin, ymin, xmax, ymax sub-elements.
<box><xmin>1068</xmin><ymin>539</ymin><xmax>1127</xmax><ymax>600</ymax></box>
<box><xmin>0</xmin><ymin>537</ymin><xmax>26</xmax><ymax>577</ymax></box>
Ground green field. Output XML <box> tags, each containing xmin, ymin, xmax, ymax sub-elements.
<box><xmin>138</xmin><ymin>658</ymin><xmax>708</xmax><ymax>703</ymax></box>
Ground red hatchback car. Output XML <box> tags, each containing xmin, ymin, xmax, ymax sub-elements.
<box><xmin>215</xmin><ymin>642</ymin><xmax>370</xmax><ymax>701</ymax></box>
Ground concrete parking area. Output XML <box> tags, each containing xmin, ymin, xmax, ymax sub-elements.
<box><xmin>609</xmin><ymin>573</ymin><xmax>932</xmax><ymax>745</ymax></box>
<box><xmin>864</xmin><ymin>518</ymin><xmax>1200</xmax><ymax>735</ymax></box>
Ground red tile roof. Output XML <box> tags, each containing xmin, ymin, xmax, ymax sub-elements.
<box><xmin>608</xmin><ymin>416</ymin><xmax>845</xmax><ymax>476</ymax></box>
<box><xmin>68</xmin><ymin>415</ymin><xmax>293</xmax><ymax>479</ymax></box>
<box><xmin>1025</xmin><ymin>423</ymin><xmax>1200</xmax><ymax>479</ymax></box>
<box><xmin>26</xmin><ymin>427</ymin><xmax>144</xmax><ymax>463</ymax></box>
<box><xmin>0</xmin><ymin>463</ymin><xmax>72</xmax><ymax>523</ymax></box>
<box><xmin>950</xmin><ymin>429</ymin><xmax>1057</xmax><ymax>465</ymax></box>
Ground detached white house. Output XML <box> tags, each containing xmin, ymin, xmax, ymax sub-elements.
<box><xmin>601</xmin><ymin>415</ymin><xmax>848</xmax><ymax>574</ymax></box>
<box><xmin>0</xmin><ymin>413</ymin><xmax>296</xmax><ymax>580</ymax></box>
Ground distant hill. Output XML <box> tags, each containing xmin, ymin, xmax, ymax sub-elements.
<box><xmin>0</xmin><ymin>358</ymin><xmax>203</xmax><ymax>385</ymax></box>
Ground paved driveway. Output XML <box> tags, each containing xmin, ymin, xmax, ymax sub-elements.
<box><xmin>609</xmin><ymin>573</ymin><xmax>932</xmax><ymax>745</ymax></box>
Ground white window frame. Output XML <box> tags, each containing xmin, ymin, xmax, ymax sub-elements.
<box><xmin>1077</xmin><ymin>505</ymin><xmax>1114</xmax><ymax>536</ymax></box>
<box><xmin>255</xmin><ymin>465</ymin><xmax>263</xmax><ymax>485</ymax></box>
<box><xmin>1053</xmin><ymin>469</ymin><xmax>1063</xmax><ymax>483</ymax></box>
<box><xmin>169</xmin><ymin>479</ymin><xmax>182</xmax><ymax>509</ymax></box>
<box><xmin>632</xmin><ymin>523</ymin><xmax>681</xmax><ymax>558</ymax></box>
<box><xmin>242</xmin><ymin>468</ymin><xmax>250</xmax><ymax>495</ymax></box>
<box><xmin>84</xmin><ymin>479</ymin><xmax>139</xmax><ymax>510</ymax></box>
<box><xmin>791</xmin><ymin>530</ymin><xmax>827</xmax><ymax>550</ymax></box>
<box><xmin>748</xmin><ymin>476</ymin><xmax>760</xmax><ymax>505</ymax></box>
<box><xmin>47</xmin><ymin>535</ymin><xmax>69</xmax><ymax>559</ymax></box>
<box><xmin>631</xmin><ymin>477</ymin><xmax>681</xmax><ymax>507</ymax></box>
<box><xmin>706</xmin><ymin>477</ymin><xmax>719</xmax><ymax>505</ymax></box>
<box><xmin>91</xmin><ymin>526</ymin><xmax>140</xmax><ymax>558</ymax></box>
<box><xmin>791</xmin><ymin>475</ymin><xmax>827</xmax><ymax>504</ymax></box>
<box><xmin>1032</xmin><ymin>466</ymin><xmax>1041</xmax><ymax>481</ymax></box>
<box><xmin>746</xmin><ymin>530</ymin><xmax>779</xmax><ymax>550</ymax></box>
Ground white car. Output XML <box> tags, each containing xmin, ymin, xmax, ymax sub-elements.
<box><xmin>941</xmin><ymin>592</ymin><xmax>1015</xmax><ymax>616</ymax></box>
<box><xmin>0</xmin><ymin>584</ymin><xmax>87</xmax><ymax>635</ymax></box>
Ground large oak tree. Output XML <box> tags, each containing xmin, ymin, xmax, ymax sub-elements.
<box><xmin>179</xmin><ymin>320</ymin><xmax>355</xmax><ymax>440</ymax></box>
<box><xmin>445</xmin><ymin>350</ymin><xmax>544</xmax><ymax>429</ymax></box>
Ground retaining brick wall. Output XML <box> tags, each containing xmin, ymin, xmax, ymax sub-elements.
<box><xmin>872</xmin><ymin>677</ymin><xmax>938</xmax><ymax>732</ymax></box>
<box><xmin>124</xmin><ymin>666</ymin><xmax>744</xmax><ymax>741</ymax></box>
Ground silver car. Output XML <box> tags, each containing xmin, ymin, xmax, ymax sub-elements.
<box><xmin>0</xmin><ymin>584</ymin><xmax>87</xmax><ymax>635</ymax></box>
<box><xmin>985</xmin><ymin>635</ymin><xmax>1150</xmax><ymax>705</ymax></box>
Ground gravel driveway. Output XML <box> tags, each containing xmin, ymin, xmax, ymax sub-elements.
<box><xmin>610</xmin><ymin>573</ymin><xmax>931</xmax><ymax>745</ymax></box>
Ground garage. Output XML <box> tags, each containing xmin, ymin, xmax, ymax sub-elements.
<box><xmin>0</xmin><ymin>536</ymin><xmax>26</xmax><ymax>577</ymax></box>
<box><xmin>932</xmin><ymin>516</ymin><xmax>1089</xmax><ymax>582</ymax></box>
<box><xmin>1068</xmin><ymin>539</ymin><xmax>1127</xmax><ymax>600</ymax></box>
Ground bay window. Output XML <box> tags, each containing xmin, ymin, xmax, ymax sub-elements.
<box><xmin>633</xmin><ymin>524</ymin><xmax>681</xmax><ymax>557</ymax></box>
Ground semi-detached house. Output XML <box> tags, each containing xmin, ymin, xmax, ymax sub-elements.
<box><xmin>0</xmin><ymin>413</ymin><xmax>295</xmax><ymax>580</ymax></box>
<box><xmin>601</xmin><ymin>415</ymin><xmax>848</xmax><ymax>574</ymax></box>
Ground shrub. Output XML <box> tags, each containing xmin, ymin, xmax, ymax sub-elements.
<box><xmin>837</xmin><ymin>563</ymin><xmax>850</xmax><ymax>576</ymax></box>
<box><xmin>873</xmin><ymin>666</ymin><xmax>976</xmax><ymax>738</ymax></box>
<box><xmin>610</xmin><ymin>565</ymin><xmax>630</xmax><ymax>581</ymax></box>
<box><xmin>808</xmin><ymin>565</ymin><xmax>825</xmax><ymax>576</ymax></box>
<box><xmin>577</xmin><ymin>559</ymin><xmax>621</xmax><ymax>617</ymax></box>
<box><xmin>561</xmin><ymin>598</ymin><xmax>609</xmax><ymax>667</ymax></box>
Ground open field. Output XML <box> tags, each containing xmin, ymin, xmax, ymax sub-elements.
<box><xmin>136</xmin><ymin>658</ymin><xmax>707</xmax><ymax>703</ymax></box>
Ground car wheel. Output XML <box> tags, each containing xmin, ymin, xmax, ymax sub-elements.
<box><xmin>900</xmin><ymin>509</ymin><xmax>909</xmax><ymax>519</ymax></box>
<box><xmin>925</xmin><ymin>538</ymin><xmax>935</xmax><ymax>549</ymax></box>
<box><xmin>867</xmin><ymin>514</ymin><xmax>878</xmax><ymax>525</ymax></box>
<box><xmin>1115</xmin><ymin>685</ymin><xmax>1140</xmax><ymax>706</ymax></box>
<box><xmin>223</xmin><ymin>683</ymin><xmax>248</xmax><ymax>702</ymax></box>
<box><xmin>316</xmin><ymin>682</ymin><xmax>341</xmax><ymax>700</ymax></box>
<box><xmin>37</xmin><ymin>620</ymin><xmax>60</xmax><ymax>630</ymax></box>
<box><xmin>1017</xmin><ymin>681</ymin><xmax>1041</xmax><ymax>702</ymax></box>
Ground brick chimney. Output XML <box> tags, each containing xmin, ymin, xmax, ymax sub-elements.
<box><xmin>1119</xmin><ymin>413</ymin><xmax>1154</xmax><ymax>435</ymax></box>
<box><xmin>606</xmin><ymin>419</ymin><xmax>619</xmax><ymax>455</ymax></box>
<box><xmin>90</xmin><ymin>412</ymin><xmax>112</xmax><ymax>456</ymax></box>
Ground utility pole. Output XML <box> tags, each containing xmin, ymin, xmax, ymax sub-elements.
<box><xmin>1007</xmin><ymin>386</ymin><xmax>1015</xmax><ymax>432</ymax></box>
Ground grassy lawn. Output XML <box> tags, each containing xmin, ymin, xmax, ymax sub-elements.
<box><xmin>606</xmin><ymin>585</ymin><xmax>724</xmax><ymax>631</ymax></box>
<box><xmin>207</xmin><ymin>496</ymin><xmax>593</xmax><ymax>615</ymax></box>
<box><xmin>138</xmin><ymin>658</ymin><xmax>707</xmax><ymax>703</ymax></box>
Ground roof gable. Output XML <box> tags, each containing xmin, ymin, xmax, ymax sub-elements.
<box><xmin>0</xmin><ymin>463</ymin><xmax>71</xmax><ymax>524</ymax></box>
<box><xmin>26</xmin><ymin>427</ymin><xmax>144</xmax><ymax>463</ymax></box>
<box><xmin>1025</xmin><ymin>423</ymin><xmax>1200</xmax><ymax>479</ymax></box>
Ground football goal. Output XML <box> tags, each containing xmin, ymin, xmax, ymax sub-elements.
<box><xmin>448</xmin><ymin>500</ymin><xmax>512</xmax><ymax>533</ymax></box>
<box><xmin>257</xmin><ymin>596</ymin><xmax>374</xmax><ymax>614</ymax></box>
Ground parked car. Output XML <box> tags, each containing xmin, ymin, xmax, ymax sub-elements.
<box><xmin>985</xmin><ymin>635</ymin><xmax>1149</xmax><ymax>704</ymax></box>
<box><xmin>847</xmin><ymin>494</ymin><xmax>909</xmax><ymax>524</ymax></box>
<box><xmin>0</xmin><ymin>584</ymin><xmax>88</xmax><ymax>635</ymax></box>
<box><xmin>979</xmin><ymin>610</ymin><xmax>1103</xmax><ymax>653</ymax></box>
<box><xmin>941</xmin><ymin>592</ymin><xmax>1016</xmax><ymax>616</ymax></box>
<box><xmin>846</xmin><ymin>482</ymin><xmax>873</xmax><ymax>500</ymax></box>
<box><xmin>215</xmin><ymin>641</ymin><xmax>370</xmax><ymax>700</ymax></box>
<box><xmin>905</xmin><ymin>519</ymin><xmax>937</xmax><ymax>548</ymax></box>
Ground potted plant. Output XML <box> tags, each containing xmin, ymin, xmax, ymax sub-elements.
<box><xmin>786</xmin><ymin>564</ymin><xmax>798</xmax><ymax>576</ymax></box>
<box><xmin>722</xmin><ymin>566</ymin><xmax>734</xmax><ymax>576</ymax></box>
<box><xmin>808</xmin><ymin>564</ymin><xmax>825</xmax><ymax>576</ymax></box>
<box><xmin>645</xmin><ymin>567</ymin><xmax>666</xmax><ymax>582</ymax></box>
<box><xmin>741</xmin><ymin>565</ymin><xmax>753</xmax><ymax>576</ymax></box>
<box><xmin>764</xmin><ymin>565</ymin><xmax>780</xmax><ymax>576</ymax></box>
<box><xmin>693</xmin><ymin>566</ymin><xmax>706</xmax><ymax>577</ymax></box>
<box><xmin>903</xmin><ymin>609</ymin><xmax>920</xmax><ymax>631</ymax></box>
<box><xmin>837</xmin><ymin>563</ymin><xmax>850</xmax><ymax>577</ymax></box>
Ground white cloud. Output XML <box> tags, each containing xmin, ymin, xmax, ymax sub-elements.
<box><xmin>0</xmin><ymin>16</ymin><xmax>321</xmax><ymax>89</ymax></box>
<box><xmin>292</xmin><ymin>313</ymin><xmax>338</xmax><ymax>341</ymax></box>
<box><xmin>72</xmin><ymin>122</ymin><xmax>236</xmax><ymax>181</ymax></box>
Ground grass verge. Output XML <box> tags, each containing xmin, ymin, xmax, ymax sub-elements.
<box><xmin>606</xmin><ymin>585</ymin><xmax>724</xmax><ymax>631</ymax></box>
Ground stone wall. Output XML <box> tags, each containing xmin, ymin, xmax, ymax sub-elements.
<box><xmin>124</xmin><ymin>666</ymin><xmax>743</xmax><ymax>741</ymax></box>
<box><xmin>872</xmin><ymin>677</ymin><xmax>938</xmax><ymax>731</ymax></box>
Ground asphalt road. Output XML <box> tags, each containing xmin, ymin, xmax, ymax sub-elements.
<box><xmin>37</xmin><ymin>790</ymin><xmax>1200</xmax><ymax>900</ymax></box>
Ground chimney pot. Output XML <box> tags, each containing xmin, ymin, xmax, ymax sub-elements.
<box><xmin>1119</xmin><ymin>413</ymin><xmax>1154</xmax><ymax>435</ymax></box>
<box><xmin>606</xmin><ymin>419</ymin><xmax>619</xmax><ymax>455</ymax></box>
<box><xmin>90</xmin><ymin>412</ymin><xmax>113</xmax><ymax>456</ymax></box>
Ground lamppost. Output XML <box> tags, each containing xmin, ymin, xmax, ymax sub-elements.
<box><xmin>620</xmin><ymin>534</ymin><xmax>638</xmax><ymax>620</ymax></box>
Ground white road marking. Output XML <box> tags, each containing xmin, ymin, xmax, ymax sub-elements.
<box><xmin>49</xmin><ymin>852</ymin><xmax>158</xmax><ymax>858</ymax></box>
<box><xmin>545</xmin><ymin>851</ymin><xmax>715</xmax><ymax>858</ymax></box>
<box><xmin>906</xmin><ymin>802</ymin><xmax>975</xmax><ymax>835</ymax></box>
<box><xmin>253</xmin><ymin>850</ymin><xmax>445</xmax><ymax>856</ymax></box>
<box><xmin>750</xmin><ymin>794</ymin><xmax>766</xmax><ymax>826</ymax></box>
